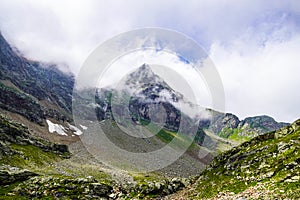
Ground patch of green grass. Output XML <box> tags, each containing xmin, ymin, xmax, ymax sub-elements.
<box><xmin>59</xmin><ymin>162</ymin><xmax>112</xmax><ymax>184</ymax></box>
<box><xmin>145</xmin><ymin>122</ymin><xmax>213</xmax><ymax>160</ymax></box>
<box><xmin>228</xmin><ymin>129</ymin><xmax>251</xmax><ymax>142</ymax></box>
<box><xmin>218</xmin><ymin>127</ymin><xmax>251</xmax><ymax>142</ymax></box>
<box><xmin>0</xmin><ymin>182</ymin><xmax>28</xmax><ymax>199</ymax></box>
<box><xmin>1</xmin><ymin>144</ymin><xmax>113</xmax><ymax>184</ymax></box>
<box><xmin>146</xmin><ymin>122</ymin><xmax>195</xmax><ymax>147</ymax></box>
<box><xmin>218</xmin><ymin>127</ymin><xmax>235</xmax><ymax>138</ymax></box>
<box><xmin>156</xmin><ymin>129</ymin><xmax>175</xmax><ymax>143</ymax></box>
<box><xmin>0</xmin><ymin>144</ymin><xmax>62</xmax><ymax>172</ymax></box>
<box><xmin>132</xmin><ymin>172</ymin><xmax>163</xmax><ymax>183</ymax></box>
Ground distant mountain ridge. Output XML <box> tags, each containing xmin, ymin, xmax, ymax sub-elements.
<box><xmin>205</xmin><ymin>110</ymin><xmax>289</xmax><ymax>140</ymax></box>
<box><xmin>93</xmin><ymin>63</ymin><xmax>288</xmax><ymax>141</ymax></box>
<box><xmin>0</xmin><ymin>31</ymin><xmax>287</xmax><ymax>142</ymax></box>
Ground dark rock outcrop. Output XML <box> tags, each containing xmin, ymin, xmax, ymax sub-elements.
<box><xmin>0</xmin><ymin>114</ymin><xmax>70</xmax><ymax>158</ymax></box>
<box><xmin>0</xmin><ymin>168</ymin><xmax>38</xmax><ymax>186</ymax></box>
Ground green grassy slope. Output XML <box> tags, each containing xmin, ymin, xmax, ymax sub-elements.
<box><xmin>186</xmin><ymin>119</ymin><xmax>300</xmax><ymax>199</ymax></box>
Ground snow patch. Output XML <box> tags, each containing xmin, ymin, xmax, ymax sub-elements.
<box><xmin>46</xmin><ymin>120</ymin><xmax>68</xmax><ymax>136</ymax></box>
<box><xmin>68</xmin><ymin>123</ymin><xmax>83</xmax><ymax>136</ymax></box>
<box><xmin>80</xmin><ymin>124</ymin><xmax>88</xmax><ymax>130</ymax></box>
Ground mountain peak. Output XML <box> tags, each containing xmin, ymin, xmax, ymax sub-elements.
<box><xmin>124</xmin><ymin>63</ymin><xmax>161</xmax><ymax>87</ymax></box>
<box><xmin>140</xmin><ymin>63</ymin><xmax>151</xmax><ymax>70</ymax></box>
<box><xmin>131</xmin><ymin>63</ymin><xmax>155</xmax><ymax>79</ymax></box>
<box><xmin>119</xmin><ymin>63</ymin><xmax>185</xmax><ymax>107</ymax></box>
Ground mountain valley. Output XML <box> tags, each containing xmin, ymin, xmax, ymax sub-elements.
<box><xmin>0</xmin><ymin>31</ymin><xmax>298</xmax><ymax>199</ymax></box>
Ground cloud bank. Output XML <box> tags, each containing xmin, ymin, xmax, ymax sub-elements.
<box><xmin>0</xmin><ymin>0</ymin><xmax>299</xmax><ymax>122</ymax></box>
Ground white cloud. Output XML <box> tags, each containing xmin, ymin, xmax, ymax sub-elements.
<box><xmin>210</xmin><ymin>27</ymin><xmax>300</xmax><ymax>122</ymax></box>
<box><xmin>1</xmin><ymin>0</ymin><xmax>299</xmax><ymax>72</ymax></box>
<box><xmin>0</xmin><ymin>0</ymin><xmax>299</xmax><ymax>122</ymax></box>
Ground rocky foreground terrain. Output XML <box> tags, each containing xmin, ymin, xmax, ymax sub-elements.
<box><xmin>165</xmin><ymin>119</ymin><xmax>300</xmax><ymax>199</ymax></box>
<box><xmin>1</xmin><ymin>113</ymin><xmax>299</xmax><ymax>199</ymax></box>
<box><xmin>0</xmin><ymin>114</ymin><xmax>191</xmax><ymax>199</ymax></box>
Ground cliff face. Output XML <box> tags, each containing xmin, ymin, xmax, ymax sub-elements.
<box><xmin>0</xmin><ymin>32</ymin><xmax>74</xmax><ymax>123</ymax></box>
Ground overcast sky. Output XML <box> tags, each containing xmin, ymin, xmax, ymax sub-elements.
<box><xmin>0</xmin><ymin>0</ymin><xmax>299</xmax><ymax>122</ymax></box>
